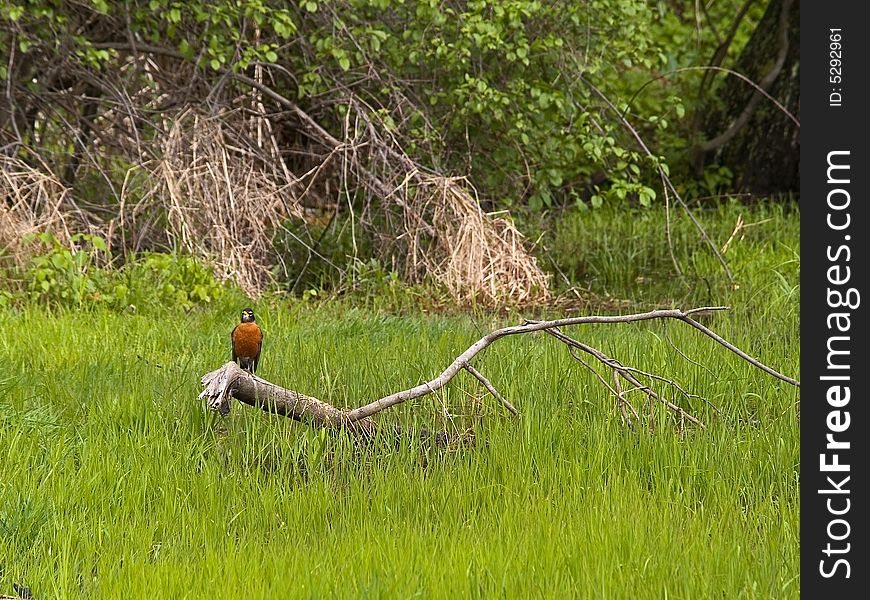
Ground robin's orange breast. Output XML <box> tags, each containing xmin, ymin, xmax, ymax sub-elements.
<box><xmin>232</xmin><ymin>322</ymin><xmax>262</xmax><ymax>358</ymax></box>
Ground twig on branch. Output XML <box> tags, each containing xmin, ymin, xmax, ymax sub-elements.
<box><xmin>543</xmin><ymin>326</ymin><xmax>705</xmax><ymax>428</ymax></box>
<box><xmin>463</xmin><ymin>363</ymin><xmax>519</xmax><ymax>416</ymax></box>
<box><xmin>566</xmin><ymin>344</ymin><xmax>642</xmax><ymax>424</ymax></box>
<box><xmin>199</xmin><ymin>307</ymin><xmax>799</xmax><ymax>441</ymax></box>
<box><xmin>613</xmin><ymin>368</ymin><xmax>632</xmax><ymax>426</ymax></box>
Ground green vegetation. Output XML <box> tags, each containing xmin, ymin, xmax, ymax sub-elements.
<box><xmin>0</xmin><ymin>2</ymin><xmax>801</xmax><ymax>596</ymax></box>
<box><xmin>2</xmin><ymin>0</ymin><xmax>775</xmax><ymax>212</ymax></box>
<box><xmin>0</xmin><ymin>202</ymin><xmax>799</xmax><ymax>598</ymax></box>
<box><xmin>545</xmin><ymin>199</ymin><xmax>799</xmax><ymax>307</ymax></box>
<box><xmin>2</xmin><ymin>1</ymin><xmax>797</xmax><ymax>306</ymax></box>
<box><xmin>3</xmin><ymin>233</ymin><xmax>229</xmax><ymax>311</ymax></box>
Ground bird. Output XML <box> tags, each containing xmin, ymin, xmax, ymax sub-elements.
<box><xmin>231</xmin><ymin>307</ymin><xmax>263</xmax><ymax>374</ymax></box>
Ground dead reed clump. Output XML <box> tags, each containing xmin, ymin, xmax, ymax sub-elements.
<box><xmin>405</xmin><ymin>176</ymin><xmax>551</xmax><ymax>306</ymax></box>
<box><xmin>339</xmin><ymin>101</ymin><xmax>552</xmax><ymax>308</ymax></box>
<box><xmin>0</xmin><ymin>155</ymin><xmax>72</xmax><ymax>269</ymax></box>
<box><xmin>148</xmin><ymin>110</ymin><xmax>303</xmax><ymax>297</ymax></box>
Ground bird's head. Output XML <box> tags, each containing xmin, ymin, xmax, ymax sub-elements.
<box><xmin>240</xmin><ymin>307</ymin><xmax>256</xmax><ymax>323</ymax></box>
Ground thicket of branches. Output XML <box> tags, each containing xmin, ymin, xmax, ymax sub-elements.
<box><xmin>1</xmin><ymin>1</ymin><xmax>781</xmax><ymax>303</ymax></box>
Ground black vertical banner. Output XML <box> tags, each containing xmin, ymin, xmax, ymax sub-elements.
<box><xmin>801</xmin><ymin>1</ymin><xmax>869</xmax><ymax>596</ymax></box>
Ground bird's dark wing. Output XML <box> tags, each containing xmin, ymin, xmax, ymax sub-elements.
<box><xmin>253</xmin><ymin>327</ymin><xmax>263</xmax><ymax>372</ymax></box>
<box><xmin>231</xmin><ymin>324</ymin><xmax>239</xmax><ymax>363</ymax></box>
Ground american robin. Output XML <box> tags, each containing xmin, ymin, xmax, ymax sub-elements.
<box><xmin>231</xmin><ymin>307</ymin><xmax>263</xmax><ymax>373</ymax></box>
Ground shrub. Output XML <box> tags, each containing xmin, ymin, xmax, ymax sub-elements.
<box><xmin>10</xmin><ymin>233</ymin><xmax>229</xmax><ymax>311</ymax></box>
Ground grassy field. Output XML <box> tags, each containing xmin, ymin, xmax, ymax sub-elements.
<box><xmin>0</xmin><ymin>202</ymin><xmax>799</xmax><ymax>598</ymax></box>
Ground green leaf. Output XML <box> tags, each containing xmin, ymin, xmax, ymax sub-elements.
<box><xmin>178</xmin><ymin>39</ymin><xmax>193</xmax><ymax>59</ymax></box>
<box><xmin>274</xmin><ymin>21</ymin><xmax>295</xmax><ymax>38</ymax></box>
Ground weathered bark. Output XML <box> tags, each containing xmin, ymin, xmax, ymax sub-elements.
<box><xmin>201</xmin><ymin>361</ymin><xmax>375</xmax><ymax>431</ymax></box>
<box><xmin>700</xmin><ymin>0</ymin><xmax>800</xmax><ymax>197</ymax></box>
<box><xmin>199</xmin><ymin>361</ymin><xmax>473</xmax><ymax>448</ymax></box>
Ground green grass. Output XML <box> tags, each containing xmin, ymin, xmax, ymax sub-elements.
<box><xmin>545</xmin><ymin>198</ymin><xmax>800</xmax><ymax>309</ymax></box>
<box><xmin>0</xmin><ymin>202</ymin><xmax>799</xmax><ymax>599</ymax></box>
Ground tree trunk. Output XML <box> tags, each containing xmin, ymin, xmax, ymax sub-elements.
<box><xmin>702</xmin><ymin>0</ymin><xmax>799</xmax><ymax>198</ymax></box>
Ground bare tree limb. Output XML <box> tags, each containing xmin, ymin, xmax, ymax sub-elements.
<box><xmin>199</xmin><ymin>307</ymin><xmax>799</xmax><ymax>439</ymax></box>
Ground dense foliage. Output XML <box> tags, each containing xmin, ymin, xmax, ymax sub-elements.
<box><xmin>2</xmin><ymin>0</ymin><xmax>767</xmax><ymax>210</ymax></box>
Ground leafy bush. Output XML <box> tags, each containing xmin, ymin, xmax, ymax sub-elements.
<box><xmin>115</xmin><ymin>252</ymin><xmax>229</xmax><ymax>311</ymax></box>
<box><xmin>23</xmin><ymin>233</ymin><xmax>114</xmax><ymax>308</ymax></box>
<box><xmin>2</xmin><ymin>0</ymin><xmax>738</xmax><ymax>212</ymax></box>
<box><xmin>12</xmin><ymin>233</ymin><xmax>229</xmax><ymax>311</ymax></box>
<box><xmin>303</xmin><ymin>0</ymin><xmax>672</xmax><ymax>210</ymax></box>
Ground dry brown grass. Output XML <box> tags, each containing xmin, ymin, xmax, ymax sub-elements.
<box><xmin>0</xmin><ymin>155</ymin><xmax>72</xmax><ymax>268</ymax></box>
<box><xmin>134</xmin><ymin>103</ymin><xmax>551</xmax><ymax>306</ymax></box>
<box><xmin>4</xmin><ymin>99</ymin><xmax>552</xmax><ymax>307</ymax></box>
<box><xmin>148</xmin><ymin>110</ymin><xmax>303</xmax><ymax>297</ymax></box>
<box><xmin>407</xmin><ymin>176</ymin><xmax>550</xmax><ymax>306</ymax></box>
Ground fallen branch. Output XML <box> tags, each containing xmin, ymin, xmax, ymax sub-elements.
<box><xmin>198</xmin><ymin>361</ymin><xmax>473</xmax><ymax>448</ymax></box>
<box><xmin>199</xmin><ymin>307</ymin><xmax>799</xmax><ymax>440</ymax></box>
